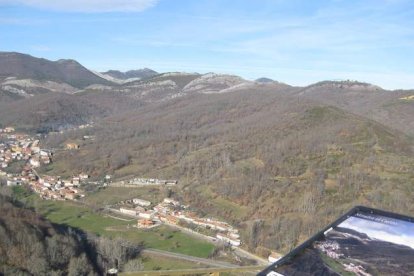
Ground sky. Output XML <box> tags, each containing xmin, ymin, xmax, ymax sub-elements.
<box><xmin>0</xmin><ymin>0</ymin><xmax>414</xmax><ymax>89</ymax></box>
<box><xmin>339</xmin><ymin>214</ymin><xmax>414</xmax><ymax>250</ymax></box>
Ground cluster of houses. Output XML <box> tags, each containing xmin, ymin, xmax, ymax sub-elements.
<box><xmin>0</xmin><ymin>127</ymin><xmax>15</xmax><ymax>133</ymax></box>
<box><xmin>49</xmin><ymin>122</ymin><xmax>95</xmax><ymax>135</ymax></box>
<box><xmin>0</xmin><ymin>127</ymin><xmax>86</xmax><ymax>201</ymax></box>
<box><xmin>0</xmin><ymin>129</ymin><xmax>51</xmax><ymax>170</ymax></box>
<box><xmin>127</xmin><ymin>178</ymin><xmax>177</xmax><ymax>186</ymax></box>
<box><xmin>116</xmin><ymin>197</ymin><xmax>241</xmax><ymax>246</ymax></box>
<box><xmin>30</xmin><ymin>174</ymin><xmax>87</xmax><ymax>200</ymax></box>
<box><xmin>111</xmin><ymin>177</ymin><xmax>178</xmax><ymax>187</ymax></box>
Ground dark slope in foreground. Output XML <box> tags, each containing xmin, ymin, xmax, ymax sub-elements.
<box><xmin>0</xmin><ymin>194</ymin><xmax>100</xmax><ymax>275</ymax></box>
<box><xmin>0</xmin><ymin>190</ymin><xmax>144</xmax><ymax>275</ymax></box>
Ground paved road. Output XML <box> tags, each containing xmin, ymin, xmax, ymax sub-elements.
<box><xmin>233</xmin><ymin>247</ymin><xmax>269</xmax><ymax>266</ymax></box>
<box><xmin>142</xmin><ymin>248</ymin><xmax>239</xmax><ymax>268</ymax></box>
<box><xmin>120</xmin><ymin>265</ymin><xmax>266</xmax><ymax>276</ymax></box>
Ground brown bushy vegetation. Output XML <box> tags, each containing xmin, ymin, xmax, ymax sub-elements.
<box><xmin>0</xmin><ymin>193</ymin><xmax>98</xmax><ymax>275</ymax></box>
<box><xmin>0</xmin><ymin>189</ymin><xmax>143</xmax><ymax>275</ymax></box>
<box><xmin>1</xmin><ymin>67</ymin><xmax>413</xmax><ymax>256</ymax></box>
<box><xmin>0</xmin><ymin>89</ymin><xmax>142</xmax><ymax>133</ymax></box>
<box><xmin>37</xmin><ymin>87</ymin><xmax>414</xmax><ymax>254</ymax></box>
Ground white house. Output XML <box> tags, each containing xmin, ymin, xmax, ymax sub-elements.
<box><xmin>138</xmin><ymin>211</ymin><xmax>156</xmax><ymax>219</ymax></box>
<box><xmin>79</xmin><ymin>174</ymin><xmax>89</xmax><ymax>180</ymax></box>
<box><xmin>132</xmin><ymin>198</ymin><xmax>151</xmax><ymax>207</ymax></box>
<box><xmin>29</xmin><ymin>158</ymin><xmax>40</xmax><ymax>168</ymax></box>
<box><xmin>7</xmin><ymin>180</ymin><xmax>19</xmax><ymax>186</ymax></box>
<box><xmin>120</xmin><ymin>208</ymin><xmax>137</xmax><ymax>216</ymax></box>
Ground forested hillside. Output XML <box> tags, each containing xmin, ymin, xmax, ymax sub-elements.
<box><xmin>39</xmin><ymin>86</ymin><xmax>414</xmax><ymax>254</ymax></box>
<box><xmin>1</xmin><ymin>52</ymin><xmax>413</xmax><ymax>256</ymax></box>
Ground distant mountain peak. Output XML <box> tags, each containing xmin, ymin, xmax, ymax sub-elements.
<box><xmin>0</xmin><ymin>51</ymin><xmax>23</xmax><ymax>57</ymax></box>
<box><xmin>0</xmin><ymin>52</ymin><xmax>111</xmax><ymax>88</ymax></box>
<box><xmin>56</xmin><ymin>59</ymin><xmax>81</xmax><ymax>65</ymax></box>
<box><xmin>255</xmin><ymin>77</ymin><xmax>275</xmax><ymax>83</ymax></box>
<box><xmin>310</xmin><ymin>80</ymin><xmax>383</xmax><ymax>91</ymax></box>
<box><xmin>182</xmin><ymin>72</ymin><xmax>248</xmax><ymax>94</ymax></box>
<box><xmin>156</xmin><ymin>72</ymin><xmax>199</xmax><ymax>77</ymax></box>
<box><xmin>101</xmin><ymin>68</ymin><xmax>158</xmax><ymax>81</ymax></box>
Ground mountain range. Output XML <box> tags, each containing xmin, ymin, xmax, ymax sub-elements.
<box><xmin>1</xmin><ymin>52</ymin><xmax>413</xmax><ymax>136</ymax></box>
<box><xmin>326</xmin><ymin>227</ymin><xmax>414</xmax><ymax>275</ymax></box>
<box><xmin>101</xmin><ymin>68</ymin><xmax>158</xmax><ymax>80</ymax></box>
<box><xmin>0</xmin><ymin>52</ymin><xmax>413</xmax><ymax>256</ymax></box>
<box><xmin>0</xmin><ymin>52</ymin><xmax>113</xmax><ymax>89</ymax></box>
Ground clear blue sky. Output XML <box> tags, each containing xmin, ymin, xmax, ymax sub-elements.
<box><xmin>1</xmin><ymin>0</ymin><xmax>413</xmax><ymax>89</ymax></box>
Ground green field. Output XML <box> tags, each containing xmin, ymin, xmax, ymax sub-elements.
<box><xmin>36</xmin><ymin>199</ymin><xmax>131</xmax><ymax>234</ymax></box>
<box><xmin>16</xmin><ymin>189</ymin><xmax>215</xmax><ymax>258</ymax></box>
<box><xmin>141</xmin><ymin>254</ymin><xmax>206</xmax><ymax>270</ymax></box>
<box><xmin>105</xmin><ymin>225</ymin><xmax>215</xmax><ymax>258</ymax></box>
<box><xmin>84</xmin><ymin>186</ymin><xmax>163</xmax><ymax>206</ymax></box>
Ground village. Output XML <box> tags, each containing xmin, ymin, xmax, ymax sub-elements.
<box><xmin>112</xmin><ymin>196</ymin><xmax>242</xmax><ymax>247</ymax></box>
<box><xmin>0</xmin><ymin>126</ymin><xmax>242</xmax><ymax>247</ymax></box>
<box><xmin>110</xmin><ymin>177</ymin><xmax>178</xmax><ymax>187</ymax></box>
<box><xmin>0</xmin><ymin>126</ymin><xmax>284</xmax><ymax>265</ymax></box>
<box><xmin>0</xmin><ymin>127</ymin><xmax>86</xmax><ymax>200</ymax></box>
